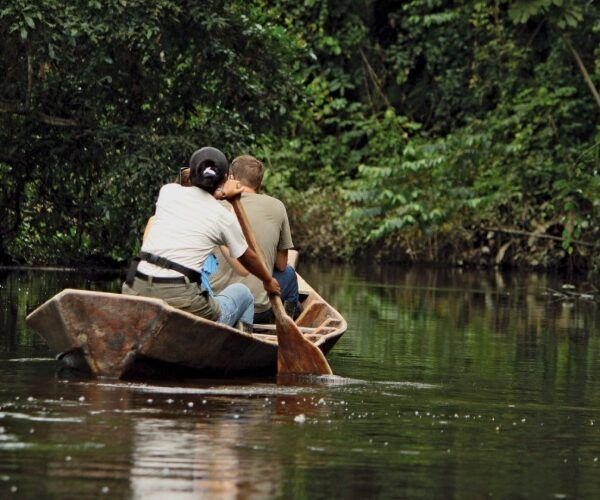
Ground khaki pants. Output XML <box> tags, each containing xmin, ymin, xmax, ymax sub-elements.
<box><xmin>122</xmin><ymin>276</ymin><xmax>220</xmax><ymax>321</ymax></box>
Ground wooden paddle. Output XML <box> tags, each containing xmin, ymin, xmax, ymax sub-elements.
<box><xmin>230</xmin><ymin>197</ymin><xmax>333</xmax><ymax>375</ymax></box>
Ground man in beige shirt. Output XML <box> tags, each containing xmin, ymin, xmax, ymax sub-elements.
<box><xmin>210</xmin><ymin>155</ymin><xmax>301</xmax><ymax>323</ymax></box>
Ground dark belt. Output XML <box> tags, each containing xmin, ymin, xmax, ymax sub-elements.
<box><xmin>134</xmin><ymin>270</ymin><xmax>188</xmax><ymax>284</ymax></box>
<box><xmin>139</xmin><ymin>251</ymin><xmax>200</xmax><ymax>282</ymax></box>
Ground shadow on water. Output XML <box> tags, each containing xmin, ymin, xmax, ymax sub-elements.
<box><xmin>1</xmin><ymin>266</ymin><xmax>600</xmax><ymax>498</ymax></box>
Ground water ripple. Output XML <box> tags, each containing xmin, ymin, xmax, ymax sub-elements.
<box><xmin>0</xmin><ymin>411</ymin><xmax>84</xmax><ymax>423</ymax></box>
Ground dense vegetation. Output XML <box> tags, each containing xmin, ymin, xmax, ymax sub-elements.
<box><xmin>1</xmin><ymin>1</ymin><xmax>598</xmax><ymax>277</ymax></box>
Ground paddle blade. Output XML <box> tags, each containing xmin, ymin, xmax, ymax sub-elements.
<box><xmin>275</xmin><ymin>313</ymin><xmax>333</xmax><ymax>375</ymax></box>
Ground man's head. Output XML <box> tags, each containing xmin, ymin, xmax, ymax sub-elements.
<box><xmin>230</xmin><ymin>155</ymin><xmax>264</xmax><ymax>192</ymax></box>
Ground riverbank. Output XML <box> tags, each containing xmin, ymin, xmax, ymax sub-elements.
<box><xmin>1</xmin><ymin>250</ymin><xmax>598</xmax><ymax>284</ymax></box>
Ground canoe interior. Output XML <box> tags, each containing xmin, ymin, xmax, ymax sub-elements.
<box><xmin>25</xmin><ymin>271</ymin><xmax>346</xmax><ymax>379</ymax></box>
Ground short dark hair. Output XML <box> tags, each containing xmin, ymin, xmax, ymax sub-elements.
<box><xmin>230</xmin><ymin>155</ymin><xmax>264</xmax><ymax>190</ymax></box>
<box><xmin>189</xmin><ymin>147</ymin><xmax>229</xmax><ymax>194</ymax></box>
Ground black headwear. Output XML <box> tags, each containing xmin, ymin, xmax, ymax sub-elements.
<box><xmin>189</xmin><ymin>147</ymin><xmax>228</xmax><ymax>175</ymax></box>
<box><xmin>188</xmin><ymin>146</ymin><xmax>229</xmax><ymax>193</ymax></box>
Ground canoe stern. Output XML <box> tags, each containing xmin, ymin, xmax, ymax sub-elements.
<box><xmin>26</xmin><ymin>289</ymin><xmax>169</xmax><ymax>377</ymax></box>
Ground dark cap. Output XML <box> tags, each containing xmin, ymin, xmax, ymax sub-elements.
<box><xmin>189</xmin><ymin>146</ymin><xmax>229</xmax><ymax>174</ymax></box>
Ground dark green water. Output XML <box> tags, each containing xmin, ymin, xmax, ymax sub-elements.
<box><xmin>1</xmin><ymin>265</ymin><xmax>600</xmax><ymax>498</ymax></box>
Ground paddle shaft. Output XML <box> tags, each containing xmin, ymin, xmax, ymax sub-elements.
<box><xmin>230</xmin><ymin>196</ymin><xmax>333</xmax><ymax>375</ymax></box>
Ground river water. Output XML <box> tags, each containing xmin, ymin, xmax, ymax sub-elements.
<box><xmin>1</xmin><ymin>264</ymin><xmax>599</xmax><ymax>498</ymax></box>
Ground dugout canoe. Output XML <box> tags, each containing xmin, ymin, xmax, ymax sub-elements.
<box><xmin>25</xmin><ymin>272</ymin><xmax>346</xmax><ymax>379</ymax></box>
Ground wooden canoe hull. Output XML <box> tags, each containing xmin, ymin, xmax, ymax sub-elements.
<box><xmin>25</xmin><ymin>275</ymin><xmax>346</xmax><ymax>379</ymax></box>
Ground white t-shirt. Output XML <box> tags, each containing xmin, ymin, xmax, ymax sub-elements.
<box><xmin>138</xmin><ymin>184</ymin><xmax>248</xmax><ymax>278</ymax></box>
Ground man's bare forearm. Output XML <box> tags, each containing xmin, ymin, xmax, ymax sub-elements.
<box><xmin>239</xmin><ymin>248</ymin><xmax>271</xmax><ymax>283</ymax></box>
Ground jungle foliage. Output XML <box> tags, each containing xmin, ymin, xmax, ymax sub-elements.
<box><xmin>1</xmin><ymin>0</ymin><xmax>598</xmax><ymax>276</ymax></box>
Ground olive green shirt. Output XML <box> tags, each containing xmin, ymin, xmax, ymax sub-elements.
<box><xmin>210</xmin><ymin>192</ymin><xmax>293</xmax><ymax>313</ymax></box>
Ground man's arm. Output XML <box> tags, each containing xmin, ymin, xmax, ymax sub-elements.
<box><xmin>220</xmin><ymin>245</ymin><xmax>249</xmax><ymax>276</ymax></box>
<box><xmin>274</xmin><ymin>249</ymin><xmax>288</xmax><ymax>272</ymax></box>
<box><xmin>276</xmin><ymin>202</ymin><xmax>294</xmax><ymax>271</ymax></box>
<box><xmin>238</xmin><ymin>248</ymin><xmax>280</xmax><ymax>295</ymax></box>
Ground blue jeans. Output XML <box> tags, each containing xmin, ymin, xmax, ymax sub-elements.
<box><xmin>214</xmin><ymin>283</ymin><xmax>254</xmax><ymax>326</ymax></box>
<box><xmin>273</xmin><ymin>265</ymin><xmax>299</xmax><ymax>304</ymax></box>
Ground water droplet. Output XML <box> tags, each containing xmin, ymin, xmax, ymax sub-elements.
<box><xmin>146</xmin><ymin>399</ymin><xmax>153</xmax><ymax>404</ymax></box>
<box><xmin>294</xmin><ymin>414</ymin><xmax>306</xmax><ymax>423</ymax></box>
<box><xmin>78</xmin><ymin>396</ymin><xmax>85</xmax><ymax>402</ymax></box>
<box><xmin>187</xmin><ymin>402</ymin><xmax>194</xmax><ymax>408</ymax></box>
<box><xmin>101</xmin><ymin>486</ymin><xmax>109</xmax><ymax>494</ymax></box>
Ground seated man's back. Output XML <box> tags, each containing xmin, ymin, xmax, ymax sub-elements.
<box><xmin>210</xmin><ymin>155</ymin><xmax>299</xmax><ymax>323</ymax></box>
<box><xmin>211</xmin><ymin>191</ymin><xmax>292</xmax><ymax>317</ymax></box>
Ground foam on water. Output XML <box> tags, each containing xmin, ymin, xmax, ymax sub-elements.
<box><xmin>68</xmin><ymin>381</ymin><xmax>316</xmax><ymax>397</ymax></box>
<box><xmin>7</xmin><ymin>358</ymin><xmax>54</xmax><ymax>363</ymax></box>
<box><xmin>0</xmin><ymin>411</ymin><xmax>84</xmax><ymax>423</ymax></box>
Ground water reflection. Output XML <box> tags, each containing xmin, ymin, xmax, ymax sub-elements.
<box><xmin>302</xmin><ymin>264</ymin><xmax>600</xmax><ymax>400</ymax></box>
<box><xmin>130</xmin><ymin>411</ymin><xmax>283</xmax><ymax>498</ymax></box>
<box><xmin>1</xmin><ymin>266</ymin><xmax>600</xmax><ymax>498</ymax></box>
